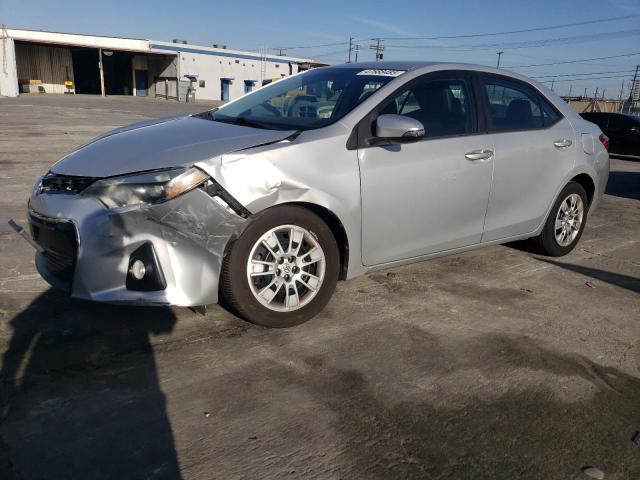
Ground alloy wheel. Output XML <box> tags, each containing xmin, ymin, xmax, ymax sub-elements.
<box><xmin>246</xmin><ymin>225</ymin><xmax>326</xmax><ymax>312</ymax></box>
<box><xmin>554</xmin><ymin>193</ymin><xmax>584</xmax><ymax>247</ymax></box>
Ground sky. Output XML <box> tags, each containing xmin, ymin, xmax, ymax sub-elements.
<box><xmin>1</xmin><ymin>0</ymin><xmax>640</xmax><ymax>98</ymax></box>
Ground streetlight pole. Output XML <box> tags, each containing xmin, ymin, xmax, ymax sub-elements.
<box><xmin>496</xmin><ymin>51</ymin><xmax>504</xmax><ymax>68</ymax></box>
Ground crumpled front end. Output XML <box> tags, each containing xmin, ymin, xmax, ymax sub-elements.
<box><xmin>28</xmin><ymin>182</ymin><xmax>248</xmax><ymax>306</ymax></box>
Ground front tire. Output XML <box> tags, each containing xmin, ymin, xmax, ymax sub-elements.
<box><xmin>530</xmin><ymin>181</ymin><xmax>588</xmax><ymax>257</ymax></box>
<box><xmin>221</xmin><ymin>205</ymin><xmax>340</xmax><ymax>327</ymax></box>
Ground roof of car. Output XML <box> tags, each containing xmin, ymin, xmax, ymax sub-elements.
<box><xmin>329</xmin><ymin>61</ymin><xmax>441</xmax><ymax>71</ymax></box>
<box><xmin>326</xmin><ymin>60</ymin><xmax>521</xmax><ymax>78</ymax></box>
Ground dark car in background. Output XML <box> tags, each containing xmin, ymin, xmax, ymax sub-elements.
<box><xmin>580</xmin><ymin>112</ymin><xmax>640</xmax><ymax>159</ymax></box>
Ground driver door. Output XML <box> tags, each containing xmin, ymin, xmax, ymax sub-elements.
<box><xmin>358</xmin><ymin>72</ymin><xmax>494</xmax><ymax>266</ymax></box>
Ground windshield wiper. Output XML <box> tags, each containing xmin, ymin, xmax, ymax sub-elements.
<box><xmin>213</xmin><ymin>115</ymin><xmax>275</xmax><ymax>130</ymax></box>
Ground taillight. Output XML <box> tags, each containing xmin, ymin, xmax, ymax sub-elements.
<box><xmin>599</xmin><ymin>133</ymin><xmax>609</xmax><ymax>151</ymax></box>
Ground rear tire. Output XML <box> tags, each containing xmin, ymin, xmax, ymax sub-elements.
<box><xmin>221</xmin><ymin>205</ymin><xmax>339</xmax><ymax>327</ymax></box>
<box><xmin>529</xmin><ymin>181</ymin><xmax>588</xmax><ymax>257</ymax></box>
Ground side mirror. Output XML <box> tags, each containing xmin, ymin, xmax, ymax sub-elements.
<box><xmin>375</xmin><ymin>114</ymin><xmax>425</xmax><ymax>142</ymax></box>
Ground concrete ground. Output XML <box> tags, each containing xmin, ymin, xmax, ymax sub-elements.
<box><xmin>0</xmin><ymin>94</ymin><xmax>639</xmax><ymax>480</ymax></box>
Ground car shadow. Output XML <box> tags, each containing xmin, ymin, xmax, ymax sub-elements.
<box><xmin>605</xmin><ymin>170</ymin><xmax>640</xmax><ymax>200</ymax></box>
<box><xmin>0</xmin><ymin>289</ymin><xmax>182</xmax><ymax>479</ymax></box>
<box><xmin>537</xmin><ymin>258</ymin><xmax>640</xmax><ymax>294</ymax></box>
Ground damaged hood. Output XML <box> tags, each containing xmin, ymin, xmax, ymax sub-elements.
<box><xmin>50</xmin><ymin>115</ymin><xmax>295</xmax><ymax>177</ymax></box>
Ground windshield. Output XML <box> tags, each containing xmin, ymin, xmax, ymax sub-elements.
<box><xmin>210</xmin><ymin>67</ymin><xmax>405</xmax><ymax>131</ymax></box>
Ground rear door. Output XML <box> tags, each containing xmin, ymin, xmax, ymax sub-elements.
<box><xmin>480</xmin><ymin>74</ymin><xmax>577</xmax><ymax>242</ymax></box>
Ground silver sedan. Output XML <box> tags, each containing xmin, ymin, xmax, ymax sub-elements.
<box><xmin>18</xmin><ymin>62</ymin><xmax>610</xmax><ymax>327</ymax></box>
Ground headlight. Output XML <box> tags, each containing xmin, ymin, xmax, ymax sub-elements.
<box><xmin>82</xmin><ymin>167</ymin><xmax>210</xmax><ymax>208</ymax></box>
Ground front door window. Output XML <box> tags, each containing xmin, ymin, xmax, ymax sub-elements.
<box><xmin>380</xmin><ymin>76</ymin><xmax>477</xmax><ymax>138</ymax></box>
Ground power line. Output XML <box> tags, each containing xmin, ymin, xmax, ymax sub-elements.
<box><xmin>367</xmin><ymin>14</ymin><xmax>640</xmax><ymax>41</ymax></box>
<box><xmin>505</xmin><ymin>52</ymin><xmax>640</xmax><ymax>68</ymax></box>
<box><xmin>539</xmin><ymin>74</ymin><xmax>633</xmax><ymax>83</ymax></box>
<box><xmin>532</xmin><ymin>69</ymin><xmax>635</xmax><ymax>79</ymax></box>
<box><xmin>272</xmin><ymin>40</ymin><xmax>348</xmax><ymax>52</ymax></box>
<box><xmin>268</xmin><ymin>14</ymin><xmax>639</xmax><ymax>55</ymax></box>
<box><xmin>384</xmin><ymin>28</ymin><xmax>640</xmax><ymax>51</ymax></box>
<box><xmin>310</xmin><ymin>49</ymin><xmax>350</xmax><ymax>59</ymax></box>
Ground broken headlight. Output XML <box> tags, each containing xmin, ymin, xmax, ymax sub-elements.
<box><xmin>82</xmin><ymin>167</ymin><xmax>210</xmax><ymax>208</ymax></box>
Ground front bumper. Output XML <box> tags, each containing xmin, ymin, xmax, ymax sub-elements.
<box><xmin>28</xmin><ymin>186</ymin><xmax>247</xmax><ymax>306</ymax></box>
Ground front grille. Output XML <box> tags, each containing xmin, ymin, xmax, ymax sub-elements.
<box><xmin>39</xmin><ymin>172</ymin><xmax>97</xmax><ymax>194</ymax></box>
<box><xmin>29</xmin><ymin>212</ymin><xmax>78</xmax><ymax>288</ymax></box>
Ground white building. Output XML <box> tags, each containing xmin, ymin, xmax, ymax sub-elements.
<box><xmin>150</xmin><ymin>40</ymin><xmax>324</xmax><ymax>101</ymax></box>
<box><xmin>0</xmin><ymin>27</ymin><xmax>326</xmax><ymax>101</ymax></box>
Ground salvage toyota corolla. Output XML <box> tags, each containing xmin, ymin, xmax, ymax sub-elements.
<box><xmin>16</xmin><ymin>61</ymin><xmax>610</xmax><ymax>327</ymax></box>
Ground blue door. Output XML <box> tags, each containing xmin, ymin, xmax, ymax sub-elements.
<box><xmin>135</xmin><ymin>70</ymin><xmax>148</xmax><ymax>97</ymax></box>
<box><xmin>244</xmin><ymin>80</ymin><xmax>253</xmax><ymax>94</ymax></box>
<box><xmin>221</xmin><ymin>80</ymin><xmax>230</xmax><ymax>101</ymax></box>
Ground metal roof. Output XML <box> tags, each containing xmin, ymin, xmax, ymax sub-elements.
<box><xmin>5</xmin><ymin>27</ymin><xmax>328</xmax><ymax>65</ymax></box>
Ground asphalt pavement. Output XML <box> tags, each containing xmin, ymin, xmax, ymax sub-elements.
<box><xmin>0</xmin><ymin>95</ymin><xmax>639</xmax><ymax>479</ymax></box>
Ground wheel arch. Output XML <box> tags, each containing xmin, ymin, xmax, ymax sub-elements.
<box><xmin>532</xmin><ymin>167</ymin><xmax>598</xmax><ymax>238</ymax></box>
<box><xmin>282</xmin><ymin>202</ymin><xmax>350</xmax><ymax>280</ymax></box>
<box><xmin>569</xmin><ymin>173</ymin><xmax>596</xmax><ymax>208</ymax></box>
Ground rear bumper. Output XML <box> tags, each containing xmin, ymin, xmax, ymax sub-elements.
<box><xmin>28</xmin><ymin>186</ymin><xmax>248</xmax><ymax>306</ymax></box>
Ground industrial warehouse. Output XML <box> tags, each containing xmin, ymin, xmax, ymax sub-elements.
<box><xmin>0</xmin><ymin>27</ymin><xmax>325</xmax><ymax>102</ymax></box>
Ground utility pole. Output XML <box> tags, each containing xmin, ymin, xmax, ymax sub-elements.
<box><xmin>354</xmin><ymin>43</ymin><xmax>359</xmax><ymax>63</ymax></box>
<box><xmin>625</xmin><ymin>64</ymin><xmax>639</xmax><ymax>114</ymax></box>
<box><xmin>601</xmin><ymin>88</ymin><xmax>606</xmax><ymax>101</ymax></box>
<box><xmin>583</xmin><ymin>87</ymin><xmax>588</xmax><ymax>99</ymax></box>
<box><xmin>347</xmin><ymin>37</ymin><xmax>353</xmax><ymax>63</ymax></box>
<box><xmin>276</xmin><ymin>48</ymin><xmax>284</xmax><ymax>56</ymax></box>
<box><xmin>618</xmin><ymin>79</ymin><xmax>625</xmax><ymax>112</ymax></box>
<box><xmin>496</xmin><ymin>51</ymin><xmax>504</xmax><ymax>68</ymax></box>
<box><xmin>370</xmin><ymin>38</ymin><xmax>384</xmax><ymax>62</ymax></box>
<box><xmin>550</xmin><ymin>79</ymin><xmax>555</xmax><ymax>91</ymax></box>
<box><xmin>568</xmin><ymin>84</ymin><xmax>572</xmax><ymax>98</ymax></box>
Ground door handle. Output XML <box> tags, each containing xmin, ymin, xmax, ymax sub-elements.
<box><xmin>464</xmin><ymin>149</ymin><xmax>493</xmax><ymax>161</ymax></box>
<box><xmin>553</xmin><ymin>138</ymin><xmax>572</xmax><ymax>149</ymax></box>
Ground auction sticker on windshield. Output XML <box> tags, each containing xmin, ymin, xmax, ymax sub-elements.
<box><xmin>357</xmin><ymin>69</ymin><xmax>405</xmax><ymax>77</ymax></box>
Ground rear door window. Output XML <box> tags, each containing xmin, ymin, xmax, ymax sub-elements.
<box><xmin>483</xmin><ymin>77</ymin><xmax>561</xmax><ymax>132</ymax></box>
